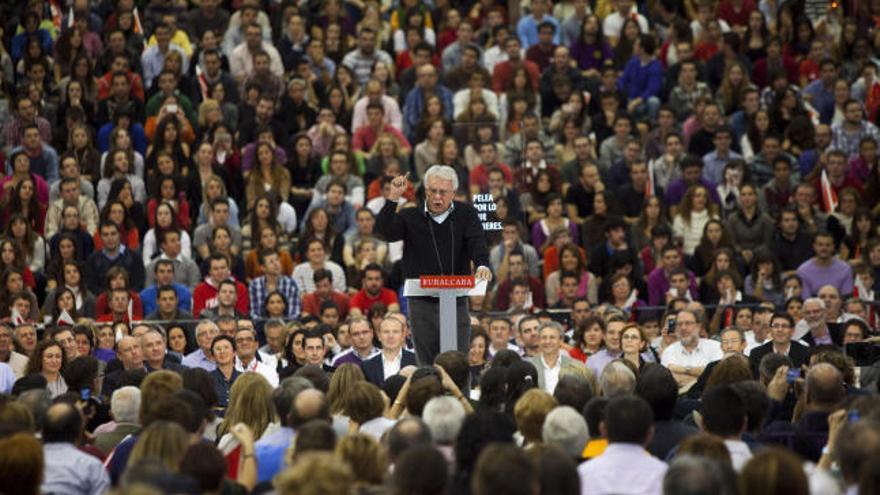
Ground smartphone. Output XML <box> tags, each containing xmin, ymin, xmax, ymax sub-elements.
<box><xmin>667</xmin><ymin>316</ymin><xmax>676</xmax><ymax>335</ymax></box>
<box><xmin>849</xmin><ymin>410</ymin><xmax>861</xmax><ymax>423</ymax></box>
<box><xmin>166</xmin><ymin>104</ymin><xmax>178</xmax><ymax>114</ymax></box>
<box><xmin>786</xmin><ymin>369</ymin><xmax>800</xmax><ymax>384</ymax></box>
<box><xmin>80</xmin><ymin>388</ymin><xmax>91</xmax><ymax>401</ymax></box>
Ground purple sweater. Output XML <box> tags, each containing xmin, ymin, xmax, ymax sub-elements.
<box><xmin>796</xmin><ymin>258</ymin><xmax>853</xmax><ymax>297</ymax></box>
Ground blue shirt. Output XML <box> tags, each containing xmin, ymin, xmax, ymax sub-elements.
<box><xmin>255</xmin><ymin>426</ymin><xmax>295</xmax><ymax>482</ymax></box>
<box><xmin>0</xmin><ymin>362</ymin><xmax>13</xmax><ymax>394</ymax></box>
<box><xmin>7</xmin><ymin>144</ymin><xmax>59</xmax><ymax>183</ymax></box>
<box><xmin>248</xmin><ymin>275</ymin><xmax>301</xmax><ymax>320</ymax></box>
<box><xmin>182</xmin><ymin>348</ymin><xmax>216</xmax><ymax>371</ymax></box>
<box><xmin>517</xmin><ymin>14</ymin><xmax>561</xmax><ymax>49</ymax></box>
<box><xmin>702</xmin><ymin>150</ymin><xmax>743</xmax><ymax>185</ymax></box>
<box><xmin>140</xmin><ymin>283</ymin><xmax>192</xmax><ymax>315</ymax></box>
<box><xmin>42</xmin><ymin>442</ymin><xmax>110</xmax><ymax>495</ymax></box>
<box><xmin>618</xmin><ymin>57</ymin><xmax>662</xmax><ymax>101</ymax></box>
<box><xmin>403</xmin><ymin>85</ymin><xmax>454</xmax><ymax>142</ymax></box>
<box><xmin>804</xmin><ymin>79</ymin><xmax>835</xmax><ymax>124</ymax></box>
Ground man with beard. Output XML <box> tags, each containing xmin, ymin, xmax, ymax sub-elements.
<box><xmin>350</xmin><ymin>264</ymin><xmax>400</xmax><ymax>316</ymax></box>
<box><xmin>794</xmin><ymin>297</ymin><xmax>845</xmax><ymax>348</ymax></box>
<box><xmin>660</xmin><ymin>309</ymin><xmax>723</xmax><ymax>389</ymax></box>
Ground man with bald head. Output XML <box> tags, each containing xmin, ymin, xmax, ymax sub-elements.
<box><xmin>42</xmin><ymin>402</ymin><xmax>111</xmax><ymax>494</ymax></box>
<box><xmin>102</xmin><ymin>335</ymin><xmax>145</xmax><ymax>400</ymax></box>
<box><xmin>255</xmin><ymin>381</ymin><xmax>326</xmax><ymax>483</ymax></box>
<box><xmin>762</xmin><ymin>362</ymin><xmax>846</xmax><ymax>462</ymax></box>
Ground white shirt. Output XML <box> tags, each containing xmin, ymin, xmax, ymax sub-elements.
<box><xmin>360</xmin><ymin>416</ymin><xmax>397</xmax><ymax>440</ymax></box>
<box><xmin>382</xmin><ymin>349</ymin><xmax>403</xmax><ymax>380</ymax></box>
<box><xmin>724</xmin><ymin>439</ymin><xmax>753</xmax><ymax>472</ymax></box>
<box><xmin>236</xmin><ymin>353</ymin><xmax>279</xmax><ymax>388</ymax></box>
<box><xmin>578</xmin><ymin>443</ymin><xmax>667</xmax><ymax>495</ymax></box>
<box><xmin>540</xmin><ymin>353</ymin><xmax>562</xmax><ymax>394</ymax></box>
<box><xmin>602</xmin><ymin>9</ymin><xmax>649</xmax><ymax>38</ymax></box>
<box><xmin>661</xmin><ymin>339</ymin><xmax>723</xmax><ymax>368</ymax></box>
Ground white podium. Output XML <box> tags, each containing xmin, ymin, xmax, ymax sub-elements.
<box><xmin>403</xmin><ymin>277</ymin><xmax>488</xmax><ymax>353</ymax></box>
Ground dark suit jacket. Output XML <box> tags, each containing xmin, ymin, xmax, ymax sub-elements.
<box><xmin>361</xmin><ymin>350</ymin><xmax>417</xmax><ymax>387</ymax></box>
<box><xmin>801</xmin><ymin>323</ymin><xmax>844</xmax><ymax>348</ymax></box>
<box><xmin>749</xmin><ymin>341</ymin><xmax>812</xmax><ymax>377</ymax></box>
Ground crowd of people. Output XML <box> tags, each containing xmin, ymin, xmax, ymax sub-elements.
<box><xmin>1</xmin><ymin>0</ymin><xmax>880</xmax><ymax>493</ymax></box>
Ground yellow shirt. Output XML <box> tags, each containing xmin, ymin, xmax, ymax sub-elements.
<box><xmin>147</xmin><ymin>29</ymin><xmax>194</xmax><ymax>58</ymax></box>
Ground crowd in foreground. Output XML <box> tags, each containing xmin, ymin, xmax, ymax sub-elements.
<box><xmin>2</xmin><ymin>0</ymin><xmax>880</xmax><ymax>493</ymax></box>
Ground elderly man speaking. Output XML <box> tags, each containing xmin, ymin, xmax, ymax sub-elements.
<box><xmin>377</xmin><ymin>165</ymin><xmax>492</xmax><ymax>364</ymax></box>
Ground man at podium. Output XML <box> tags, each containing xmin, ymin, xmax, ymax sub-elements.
<box><xmin>376</xmin><ymin>165</ymin><xmax>493</xmax><ymax>364</ymax></box>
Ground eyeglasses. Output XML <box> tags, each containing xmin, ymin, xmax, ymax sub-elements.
<box><xmin>621</xmin><ymin>334</ymin><xmax>642</xmax><ymax>341</ymax></box>
<box><xmin>235</xmin><ymin>336</ymin><xmax>255</xmax><ymax>343</ymax></box>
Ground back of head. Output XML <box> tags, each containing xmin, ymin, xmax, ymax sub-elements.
<box><xmin>274</xmin><ymin>375</ymin><xmax>314</xmax><ymax>423</ymax></box>
<box><xmin>477</xmin><ymin>367</ymin><xmax>507</xmax><ymax>412</ymax></box>
<box><xmin>505</xmin><ymin>360</ymin><xmax>539</xmax><ymax>409</ymax></box>
<box><xmin>703</xmin><ymin>355</ymin><xmax>752</xmax><ymax>392</ymax></box>
<box><xmin>699</xmin><ymin>385</ymin><xmax>746</xmax><ymax>437</ymax></box>
<box><xmin>758</xmin><ymin>353</ymin><xmax>792</xmax><ymax>384</ymax></box>
<box><xmin>275</xmin><ymin>452</ymin><xmax>353</xmax><ymax>495</ymax></box>
<box><xmin>346</xmin><ymin>381</ymin><xmax>385</xmax><ymax>425</ymax></box>
<box><xmin>61</xmin><ymin>356</ymin><xmax>100</xmax><ymax>392</ymax></box>
<box><xmin>454</xmin><ymin>411</ymin><xmax>516</xmax><ymax>479</ymax></box>
<box><xmin>525</xmin><ymin>444</ymin><xmax>580</xmax><ymax>495</ymax></box>
<box><xmin>392</xmin><ymin>444</ymin><xmax>448</xmax><ymax>495</ymax></box>
<box><xmin>471</xmin><ymin>443</ymin><xmax>536</xmax><ymax>495</ymax></box>
<box><xmin>292</xmin><ymin>419</ymin><xmax>337</xmax><ymax>458</ymax></box>
<box><xmin>127</xmin><ymin>420</ymin><xmax>189</xmax><ymax>472</ymax></box>
<box><xmin>806</xmin><ymin>362</ymin><xmax>846</xmax><ymax>409</ymax></box>
<box><xmin>288</xmin><ymin>388</ymin><xmax>330</xmax><ymax>428</ymax></box>
<box><xmin>405</xmin><ymin>376</ymin><xmax>445</xmax><ymax>417</ymax></box>
<box><xmin>423</xmin><ymin>396</ymin><xmax>466</xmax><ymax>445</ymax></box>
<box><xmin>514</xmin><ymin>388</ymin><xmax>558</xmax><ymax>444</ymax></box>
<box><xmin>386</xmin><ymin>417</ymin><xmax>432</xmax><ymax>463</ymax></box>
<box><xmin>179</xmin><ymin>442</ymin><xmax>225</xmax><ymax>494</ymax></box>
<box><xmin>0</xmin><ymin>401</ymin><xmax>35</xmax><ymax>436</ymax></box>
<box><xmin>542</xmin><ymin>405</ymin><xmax>589</xmax><ymax>459</ymax></box>
<box><xmin>730</xmin><ymin>381</ymin><xmax>770</xmax><ymax>434</ymax></box>
<box><xmin>335</xmin><ymin>433</ymin><xmax>387</xmax><ymax>486</ymax></box>
<box><xmin>553</xmin><ymin>373</ymin><xmax>593</xmax><ymax>412</ymax></box>
<box><xmin>582</xmin><ymin>396</ymin><xmax>609</xmax><ymax>438</ymax></box>
<box><xmin>111</xmin><ymin>386</ymin><xmax>142</xmax><ymax>424</ymax></box>
<box><xmin>739</xmin><ymin>448</ymin><xmax>809</xmax><ymax>495</ymax></box>
<box><xmin>0</xmin><ymin>433</ymin><xmax>43</xmax><ymax>495</ymax></box>
<box><xmin>293</xmin><ymin>365</ymin><xmax>330</xmax><ymax>393</ymax></box>
<box><xmin>676</xmin><ymin>434</ymin><xmax>732</xmax><ymax>467</ymax></box>
<box><xmin>16</xmin><ymin>389</ymin><xmax>50</xmax><ymax>431</ymax></box>
<box><xmin>835</xmin><ymin>419</ymin><xmax>880</xmax><ymax>484</ymax></box>
<box><xmin>435</xmin><ymin>351</ymin><xmax>469</xmax><ymax>392</ymax></box>
<box><xmin>605</xmin><ymin>395</ymin><xmax>653</xmax><ymax>444</ymax></box>
<box><xmin>139</xmin><ymin>370</ymin><xmax>183</xmax><ymax>422</ymax></box>
<box><xmin>636</xmin><ymin>363</ymin><xmax>678</xmax><ymax>421</ymax></box>
<box><xmin>42</xmin><ymin>402</ymin><xmax>82</xmax><ymax>443</ymax></box>
<box><xmin>600</xmin><ymin>360</ymin><xmax>636</xmax><ymax>398</ymax></box>
<box><xmin>663</xmin><ymin>454</ymin><xmax>729</xmax><ymax>495</ymax></box>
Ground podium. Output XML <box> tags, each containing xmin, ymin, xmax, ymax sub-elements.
<box><xmin>403</xmin><ymin>276</ymin><xmax>488</xmax><ymax>353</ymax></box>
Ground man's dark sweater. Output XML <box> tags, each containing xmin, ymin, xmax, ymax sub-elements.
<box><xmin>376</xmin><ymin>201</ymin><xmax>490</xmax><ymax>278</ymax></box>
<box><xmin>85</xmin><ymin>247</ymin><xmax>146</xmax><ymax>294</ymax></box>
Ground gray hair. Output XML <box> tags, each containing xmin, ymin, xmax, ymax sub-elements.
<box><xmin>662</xmin><ymin>455</ymin><xmax>729</xmax><ymax>495</ymax></box>
<box><xmin>422</xmin><ymin>396</ymin><xmax>465</xmax><ymax>445</ymax></box>
<box><xmin>111</xmin><ymin>386</ymin><xmax>142</xmax><ymax>424</ymax></box>
<box><xmin>804</xmin><ymin>297</ymin><xmax>826</xmax><ymax>310</ymax></box>
<box><xmin>424</xmin><ymin>165</ymin><xmax>460</xmax><ymax>192</ymax></box>
<box><xmin>600</xmin><ymin>361</ymin><xmax>636</xmax><ymax>398</ymax></box>
<box><xmin>539</xmin><ymin>321</ymin><xmax>564</xmax><ymax>336</ymax></box>
<box><xmin>542</xmin><ymin>406</ymin><xmax>589</xmax><ymax>458</ymax></box>
<box><xmin>195</xmin><ymin>319</ymin><xmax>219</xmax><ymax>337</ymax></box>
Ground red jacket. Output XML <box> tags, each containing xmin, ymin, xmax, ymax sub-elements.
<box><xmin>193</xmin><ymin>278</ymin><xmax>249</xmax><ymax>317</ymax></box>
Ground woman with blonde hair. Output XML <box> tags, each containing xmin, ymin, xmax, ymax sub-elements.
<box><xmin>196</xmin><ymin>174</ymin><xmax>240</xmax><ymax>229</ymax></box>
<box><xmin>127</xmin><ymin>421</ymin><xmax>190</xmax><ymax>472</ymax></box>
<box><xmin>328</xmin><ymin>363</ymin><xmax>366</xmax><ymax>417</ymax></box>
<box><xmin>197</xmin><ymin>99</ymin><xmax>226</xmax><ymax>131</ymax></box>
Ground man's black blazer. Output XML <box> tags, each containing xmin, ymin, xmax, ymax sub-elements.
<box><xmin>361</xmin><ymin>350</ymin><xmax>417</xmax><ymax>387</ymax></box>
<box><xmin>749</xmin><ymin>341</ymin><xmax>812</xmax><ymax>377</ymax></box>
<box><xmin>800</xmin><ymin>323</ymin><xmax>844</xmax><ymax>348</ymax></box>
<box><xmin>376</xmin><ymin>200</ymin><xmax>490</xmax><ymax>279</ymax></box>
